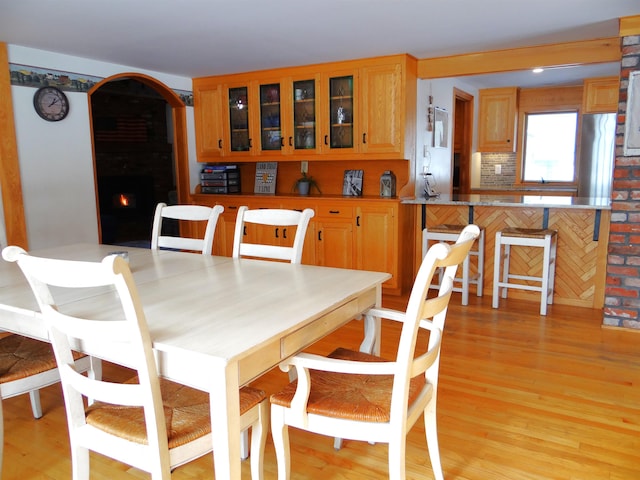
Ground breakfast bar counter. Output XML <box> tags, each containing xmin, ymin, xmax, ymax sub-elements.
<box><xmin>403</xmin><ymin>194</ymin><xmax>611</xmax><ymax>310</ymax></box>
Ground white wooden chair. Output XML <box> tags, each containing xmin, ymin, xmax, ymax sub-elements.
<box><xmin>232</xmin><ymin>207</ymin><xmax>315</xmax><ymax>264</ymax></box>
<box><xmin>270</xmin><ymin>225</ymin><xmax>480</xmax><ymax>480</ymax></box>
<box><xmin>4</xmin><ymin>246</ymin><xmax>268</xmax><ymax>480</ymax></box>
<box><xmin>151</xmin><ymin>203</ymin><xmax>224</xmax><ymax>255</ymax></box>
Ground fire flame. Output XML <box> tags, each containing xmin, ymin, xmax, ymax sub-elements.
<box><xmin>119</xmin><ymin>194</ymin><xmax>129</xmax><ymax>207</ymax></box>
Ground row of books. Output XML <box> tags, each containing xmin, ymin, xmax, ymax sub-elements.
<box><xmin>200</xmin><ymin>164</ymin><xmax>240</xmax><ymax>194</ymax></box>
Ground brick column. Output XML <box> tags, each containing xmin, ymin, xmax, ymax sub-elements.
<box><xmin>605</xmin><ymin>34</ymin><xmax>640</xmax><ymax>328</ymax></box>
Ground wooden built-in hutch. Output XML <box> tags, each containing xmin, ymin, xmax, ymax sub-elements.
<box><xmin>191</xmin><ymin>54</ymin><xmax>418</xmax><ymax>295</ymax></box>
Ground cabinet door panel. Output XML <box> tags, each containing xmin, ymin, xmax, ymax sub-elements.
<box><xmin>316</xmin><ymin>219</ymin><xmax>353</xmax><ymax>269</ymax></box>
<box><xmin>360</xmin><ymin>63</ymin><xmax>402</xmax><ymax>154</ymax></box>
<box><xmin>356</xmin><ymin>205</ymin><xmax>397</xmax><ymax>289</ymax></box>
<box><xmin>194</xmin><ymin>84</ymin><xmax>224</xmax><ymax>160</ymax></box>
<box><xmin>478</xmin><ymin>87</ymin><xmax>518</xmax><ymax>152</ymax></box>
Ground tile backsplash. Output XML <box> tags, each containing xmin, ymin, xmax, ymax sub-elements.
<box><xmin>480</xmin><ymin>152</ymin><xmax>517</xmax><ymax>187</ymax></box>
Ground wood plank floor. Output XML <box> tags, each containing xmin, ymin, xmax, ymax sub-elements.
<box><xmin>3</xmin><ymin>293</ymin><xmax>640</xmax><ymax>479</ymax></box>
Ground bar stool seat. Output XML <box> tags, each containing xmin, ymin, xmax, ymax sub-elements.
<box><xmin>492</xmin><ymin>227</ymin><xmax>558</xmax><ymax>315</ymax></box>
<box><xmin>422</xmin><ymin>224</ymin><xmax>485</xmax><ymax>305</ymax></box>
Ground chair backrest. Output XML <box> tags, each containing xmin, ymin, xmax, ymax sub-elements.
<box><xmin>232</xmin><ymin>206</ymin><xmax>315</xmax><ymax>264</ymax></box>
<box><xmin>151</xmin><ymin>202</ymin><xmax>223</xmax><ymax>255</ymax></box>
<box><xmin>391</xmin><ymin>225</ymin><xmax>480</xmax><ymax>422</ymax></box>
<box><xmin>3</xmin><ymin>246</ymin><xmax>172</xmax><ymax>476</ymax></box>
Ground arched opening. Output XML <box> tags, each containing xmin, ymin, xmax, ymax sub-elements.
<box><xmin>88</xmin><ymin>73</ymin><xmax>189</xmax><ymax>246</ymax></box>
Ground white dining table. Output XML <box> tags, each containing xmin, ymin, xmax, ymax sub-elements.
<box><xmin>0</xmin><ymin>243</ymin><xmax>390</xmax><ymax>479</ymax></box>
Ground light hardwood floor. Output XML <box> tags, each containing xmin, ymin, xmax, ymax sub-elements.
<box><xmin>3</xmin><ymin>294</ymin><xmax>640</xmax><ymax>479</ymax></box>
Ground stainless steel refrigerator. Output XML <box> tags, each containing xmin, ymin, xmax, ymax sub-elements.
<box><xmin>577</xmin><ymin>113</ymin><xmax>616</xmax><ymax>198</ymax></box>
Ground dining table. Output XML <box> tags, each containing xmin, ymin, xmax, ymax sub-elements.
<box><xmin>0</xmin><ymin>243</ymin><xmax>390</xmax><ymax>479</ymax></box>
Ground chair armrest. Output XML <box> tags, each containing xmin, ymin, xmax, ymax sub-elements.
<box><xmin>280</xmin><ymin>352</ymin><xmax>396</xmax><ymax>376</ymax></box>
<box><xmin>364</xmin><ymin>307</ymin><xmax>406</xmax><ymax>323</ymax></box>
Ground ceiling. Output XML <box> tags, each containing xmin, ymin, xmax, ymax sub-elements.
<box><xmin>1</xmin><ymin>0</ymin><xmax>639</xmax><ymax>87</ymax></box>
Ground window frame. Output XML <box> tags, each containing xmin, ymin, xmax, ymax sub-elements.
<box><xmin>514</xmin><ymin>88</ymin><xmax>583</xmax><ymax>190</ymax></box>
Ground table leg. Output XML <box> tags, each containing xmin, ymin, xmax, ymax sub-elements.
<box><xmin>359</xmin><ymin>285</ymin><xmax>383</xmax><ymax>355</ymax></box>
<box><xmin>210</xmin><ymin>361</ymin><xmax>241</xmax><ymax>480</ymax></box>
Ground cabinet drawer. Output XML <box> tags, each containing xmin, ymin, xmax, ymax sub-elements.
<box><xmin>316</xmin><ymin>205</ymin><xmax>354</xmax><ymax>218</ymax></box>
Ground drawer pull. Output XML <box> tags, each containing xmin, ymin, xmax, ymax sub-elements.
<box><xmin>329</xmin><ymin>210</ymin><xmax>340</xmax><ymax>214</ymax></box>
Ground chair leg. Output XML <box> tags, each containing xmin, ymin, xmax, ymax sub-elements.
<box><xmin>71</xmin><ymin>445</ymin><xmax>91</xmax><ymax>480</ymax></box>
<box><xmin>271</xmin><ymin>406</ymin><xmax>291</xmax><ymax>480</ymax></box>
<box><xmin>0</xmin><ymin>397</ymin><xmax>4</xmax><ymax>479</ymax></box>
<box><xmin>249</xmin><ymin>401</ymin><xmax>268</xmax><ymax>480</ymax></box>
<box><xmin>29</xmin><ymin>390</ymin><xmax>43</xmax><ymax>419</ymax></box>
<box><xmin>387</xmin><ymin>436</ymin><xmax>407</xmax><ymax>480</ymax></box>
<box><xmin>424</xmin><ymin>406</ymin><xmax>444</xmax><ymax>480</ymax></box>
<box><xmin>240</xmin><ymin>430</ymin><xmax>249</xmax><ymax>460</ymax></box>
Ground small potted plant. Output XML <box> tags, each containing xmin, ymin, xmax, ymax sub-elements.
<box><xmin>293</xmin><ymin>171</ymin><xmax>321</xmax><ymax>195</ymax></box>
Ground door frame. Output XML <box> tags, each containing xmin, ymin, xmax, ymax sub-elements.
<box><xmin>88</xmin><ymin>72</ymin><xmax>190</xmax><ymax>242</ymax></box>
<box><xmin>452</xmin><ymin>88</ymin><xmax>474</xmax><ymax>194</ymax></box>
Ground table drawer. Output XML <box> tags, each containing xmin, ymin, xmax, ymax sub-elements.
<box><xmin>281</xmin><ymin>299</ymin><xmax>360</xmax><ymax>358</ymax></box>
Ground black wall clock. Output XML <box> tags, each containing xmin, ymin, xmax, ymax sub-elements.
<box><xmin>33</xmin><ymin>86</ymin><xmax>70</xmax><ymax>121</ymax></box>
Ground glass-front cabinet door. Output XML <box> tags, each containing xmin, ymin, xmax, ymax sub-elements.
<box><xmin>228</xmin><ymin>86</ymin><xmax>251</xmax><ymax>152</ymax></box>
<box><xmin>293</xmin><ymin>79</ymin><xmax>316</xmax><ymax>151</ymax></box>
<box><xmin>328</xmin><ymin>75</ymin><xmax>354</xmax><ymax>150</ymax></box>
<box><xmin>259</xmin><ymin>83</ymin><xmax>282</xmax><ymax>152</ymax></box>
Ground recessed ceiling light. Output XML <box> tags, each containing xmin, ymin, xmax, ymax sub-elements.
<box><xmin>532</xmin><ymin>68</ymin><xmax>544</xmax><ymax>74</ymax></box>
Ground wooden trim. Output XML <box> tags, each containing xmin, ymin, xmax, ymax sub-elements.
<box><xmin>0</xmin><ymin>42</ymin><xmax>28</xmax><ymax>249</ymax></box>
<box><xmin>619</xmin><ymin>15</ymin><xmax>640</xmax><ymax>37</ymax></box>
<box><xmin>417</xmin><ymin>37</ymin><xmax>621</xmax><ymax>79</ymax></box>
<box><xmin>88</xmin><ymin>73</ymin><xmax>191</xmax><ymax>240</ymax></box>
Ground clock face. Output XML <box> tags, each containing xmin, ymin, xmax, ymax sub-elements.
<box><xmin>33</xmin><ymin>87</ymin><xmax>69</xmax><ymax>122</ymax></box>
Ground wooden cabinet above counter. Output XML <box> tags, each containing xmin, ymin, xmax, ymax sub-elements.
<box><xmin>477</xmin><ymin>87</ymin><xmax>519</xmax><ymax>153</ymax></box>
<box><xmin>193</xmin><ymin>54</ymin><xmax>417</xmax><ymax>162</ymax></box>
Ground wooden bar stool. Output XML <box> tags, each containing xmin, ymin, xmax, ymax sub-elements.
<box><xmin>422</xmin><ymin>224</ymin><xmax>485</xmax><ymax>305</ymax></box>
<box><xmin>492</xmin><ymin>227</ymin><xmax>558</xmax><ymax>315</ymax></box>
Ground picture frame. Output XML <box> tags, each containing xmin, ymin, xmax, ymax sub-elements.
<box><xmin>433</xmin><ymin>107</ymin><xmax>449</xmax><ymax>148</ymax></box>
<box><xmin>624</xmin><ymin>70</ymin><xmax>640</xmax><ymax>156</ymax></box>
<box><xmin>342</xmin><ymin>169</ymin><xmax>363</xmax><ymax>196</ymax></box>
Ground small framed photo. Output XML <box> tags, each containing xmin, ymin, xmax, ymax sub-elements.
<box><xmin>624</xmin><ymin>70</ymin><xmax>640</xmax><ymax>156</ymax></box>
<box><xmin>433</xmin><ymin>107</ymin><xmax>449</xmax><ymax>148</ymax></box>
<box><xmin>343</xmin><ymin>169</ymin><xmax>363</xmax><ymax>196</ymax></box>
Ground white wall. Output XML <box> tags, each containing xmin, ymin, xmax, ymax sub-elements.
<box><xmin>7</xmin><ymin>45</ymin><xmax>196</xmax><ymax>249</ymax></box>
<box><xmin>415</xmin><ymin>77</ymin><xmax>480</xmax><ymax>196</ymax></box>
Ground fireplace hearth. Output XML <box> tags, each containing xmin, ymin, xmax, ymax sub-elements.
<box><xmin>98</xmin><ymin>175</ymin><xmax>155</xmax><ymax>245</ymax></box>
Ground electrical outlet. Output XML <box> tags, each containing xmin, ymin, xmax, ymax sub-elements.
<box><xmin>495</xmin><ymin>164</ymin><xmax>502</xmax><ymax>175</ymax></box>
<box><xmin>301</xmin><ymin>161</ymin><xmax>308</xmax><ymax>174</ymax></box>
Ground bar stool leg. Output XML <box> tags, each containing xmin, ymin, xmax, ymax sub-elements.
<box><xmin>549</xmin><ymin>234</ymin><xmax>558</xmax><ymax>305</ymax></box>
<box><xmin>461</xmin><ymin>254</ymin><xmax>470</xmax><ymax>305</ymax></box>
<box><xmin>476</xmin><ymin>231</ymin><xmax>485</xmax><ymax>297</ymax></box>
<box><xmin>540</xmin><ymin>234</ymin><xmax>552</xmax><ymax>315</ymax></box>
<box><xmin>492</xmin><ymin>232</ymin><xmax>502</xmax><ymax>308</ymax></box>
<box><xmin>501</xmin><ymin>243</ymin><xmax>511</xmax><ymax>299</ymax></box>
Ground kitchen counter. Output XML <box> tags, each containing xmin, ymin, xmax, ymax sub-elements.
<box><xmin>404</xmin><ymin>193</ymin><xmax>611</xmax><ymax>310</ymax></box>
<box><xmin>402</xmin><ymin>194</ymin><xmax>611</xmax><ymax>210</ymax></box>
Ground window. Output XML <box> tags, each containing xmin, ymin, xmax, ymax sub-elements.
<box><xmin>522</xmin><ymin>111</ymin><xmax>578</xmax><ymax>183</ymax></box>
